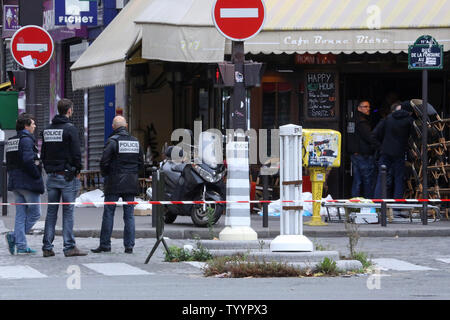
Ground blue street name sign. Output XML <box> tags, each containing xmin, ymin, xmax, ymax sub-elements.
<box><xmin>408</xmin><ymin>35</ymin><xmax>443</xmax><ymax>70</ymax></box>
<box><xmin>55</xmin><ymin>0</ymin><xmax>97</xmax><ymax>26</ymax></box>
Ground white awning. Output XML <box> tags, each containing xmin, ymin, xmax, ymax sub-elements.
<box><xmin>136</xmin><ymin>0</ymin><xmax>450</xmax><ymax>62</ymax></box>
<box><xmin>70</xmin><ymin>0</ymin><xmax>151</xmax><ymax>91</ymax></box>
<box><xmin>135</xmin><ymin>0</ymin><xmax>225</xmax><ymax>63</ymax></box>
<box><xmin>72</xmin><ymin>0</ymin><xmax>450</xmax><ymax>89</ymax></box>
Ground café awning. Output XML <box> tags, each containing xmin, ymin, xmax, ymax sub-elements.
<box><xmin>70</xmin><ymin>0</ymin><xmax>152</xmax><ymax>91</ymax></box>
<box><xmin>136</xmin><ymin>0</ymin><xmax>450</xmax><ymax>62</ymax></box>
<box><xmin>72</xmin><ymin>0</ymin><xmax>450</xmax><ymax>89</ymax></box>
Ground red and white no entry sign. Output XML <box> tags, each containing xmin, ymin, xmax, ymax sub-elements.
<box><xmin>10</xmin><ymin>25</ymin><xmax>54</xmax><ymax>69</ymax></box>
<box><xmin>212</xmin><ymin>0</ymin><xmax>266</xmax><ymax>41</ymax></box>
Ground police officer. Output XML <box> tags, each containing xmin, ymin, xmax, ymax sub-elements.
<box><xmin>41</xmin><ymin>99</ymin><xmax>87</xmax><ymax>257</ymax></box>
<box><xmin>4</xmin><ymin>113</ymin><xmax>44</xmax><ymax>255</ymax></box>
<box><xmin>92</xmin><ymin>116</ymin><xmax>143</xmax><ymax>254</ymax></box>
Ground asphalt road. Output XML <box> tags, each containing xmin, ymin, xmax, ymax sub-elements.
<box><xmin>1</xmin><ymin>234</ymin><xmax>449</xmax><ymax>301</ymax></box>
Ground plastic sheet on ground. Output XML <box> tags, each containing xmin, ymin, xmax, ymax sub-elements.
<box><xmin>75</xmin><ymin>189</ymin><xmax>105</xmax><ymax>208</ymax></box>
<box><xmin>75</xmin><ymin>189</ymin><xmax>151</xmax><ymax>210</ymax></box>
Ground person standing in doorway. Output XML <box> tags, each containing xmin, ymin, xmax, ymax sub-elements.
<box><xmin>41</xmin><ymin>99</ymin><xmax>87</xmax><ymax>257</ymax></box>
<box><xmin>348</xmin><ymin>100</ymin><xmax>380</xmax><ymax>198</ymax></box>
<box><xmin>5</xmin><ymin>113</ymin><xmax>44</xmax><ymax>255</ymax></box>
<box><xmin>373</xmin><ymin>101</ymin><xmax>414</xmax><ymax>201</ymax></box>
<box><xmin>91</xmin><ymin>116</ymin><xmax>143</xmax><ymax>254</ymax></box>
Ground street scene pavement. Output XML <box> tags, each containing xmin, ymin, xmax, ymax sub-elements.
<box><xmin>1</xmin><ymin>203</ymin><xmax>450</xmax><ymax>300</ymax></box>
<box><xmin>1</xmin><ymin>0</ymin><xmax>450</xmax><ymax>309</ymax></box>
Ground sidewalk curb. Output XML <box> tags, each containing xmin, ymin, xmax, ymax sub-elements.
<box><xmin>64</xmin><ymin>227</ymin><xmax>450</xmax><ymax>239</ymax></box>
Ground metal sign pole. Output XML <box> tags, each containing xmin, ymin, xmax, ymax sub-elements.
<box><xmin>218</xmin><ymin>40</ymin><xmax>257</xmax><ymax>241</ymax></box>
<box><xmin>422</xmin><ymin>70</ymin><xmax>428</xmax><ymax>225</ymax></box>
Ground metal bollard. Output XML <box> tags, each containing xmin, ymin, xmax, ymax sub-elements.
<box><xmin>380</xmin><ymin>165</ymin><xmax>387</xmax><ymax>227</ymax></box>
<box><xmin>156</xmin><ymin>171</ymin><xmax>165</xmax><ymax>238</ymax></box>
<box><xmin>262</xmin><ymin>169</ymin><xmax>269</xmax><ymax>228</ymax></box>
<box><xmin>151</xmin><ymin>167</ymin><xmax>158</xmax><ymax>228</ymax></box>
<box><xmin>270</xmin><ymin>124</ymin><xmax>313</xmax><ymax>252</ymax></box>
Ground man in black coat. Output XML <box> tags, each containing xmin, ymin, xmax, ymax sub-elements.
<box><xmin>348</xmin><ymin>100</ymin><xmax>380</xmax><ymax>198</ymax></box>
<box><xmin>92</xmin><ymin>116</ymin><xmax>144</xmax><ymax>254</ymax></box>
<box><xmin>373</xmin><ymin>101</ymin><xmax>414</xmax><ymax>199</ymax></box>
<box><xmin>41</xmin><ymin>99</ymin><xmax>87</xmax><ymax>257</ymax></box>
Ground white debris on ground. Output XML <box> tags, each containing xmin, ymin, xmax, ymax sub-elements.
<box><xmin>260</xmin><ymin>192</ymin><xmax>338</xmax><ymax>217</ymax></box>
<box><xmin>75</xmin><ymin>189</ymin><xmax>152</xmax><ymax>211</ymax></box>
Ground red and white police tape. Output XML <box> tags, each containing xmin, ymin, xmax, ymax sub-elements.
<box><xmin>0</xmin><ymin>199</ymin><xmax>449</xmax><ymax>206</ymax></box>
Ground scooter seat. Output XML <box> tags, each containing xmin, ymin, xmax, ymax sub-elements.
<box><xmin>172</xmin><ymin>163</ymin><xmax>186</xmax><ymax>172</ymax></box>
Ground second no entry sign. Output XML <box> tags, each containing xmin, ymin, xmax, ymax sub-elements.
<box><xmin>10</xmin><ymin>25</ymin><xmax>54</xmax><ymax>69</ymax></box>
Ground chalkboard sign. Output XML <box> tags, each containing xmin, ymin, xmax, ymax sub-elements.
<box><xmin>305</xmin><ymin>72</ymin><xmax>337</xmax><ymax>119</ymax></box>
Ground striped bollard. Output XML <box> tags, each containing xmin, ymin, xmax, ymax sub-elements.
<box><xmin>270</xmin><ymin>124</ymin><xmax>313</xmax><ymax>251</ymax></box>
<box><xmin>219</xmin><ymin>140</ymin><xmax>257</xmax><ymax>240</ymax></box>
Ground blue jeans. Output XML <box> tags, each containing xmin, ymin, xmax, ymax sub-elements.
<box><xmin>374</xmin><ymin>154</ymin><xmax>406</xmax><ymax>199</ymax></box>
<box><xmin>42</xmin><ymin>174</ymin><xmax>81</xmax><ymax>253</ymax></box>
<box><xmin>12</xmin><ymin>189</ymin><xmax>41</xmax><ymax>251</ymax></box>
<box><xmin>351</xmin><ymin>154</ymin><xmax>376</xmax><ymax>199</ymax></box>
<box><xmin>100</xmin><ymin>194</ymin><xmax>135</xmax><ymax>249</ymax></box>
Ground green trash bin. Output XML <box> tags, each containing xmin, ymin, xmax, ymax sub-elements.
<box><xmin>0</xmin><ymin>91</ymin><xmax>18</xmax><ymax>130</ymax></box>
<box><xmin>0</xmin><ymin>91</ymin><xmax>18</xmax><ymax>200</ymax></box>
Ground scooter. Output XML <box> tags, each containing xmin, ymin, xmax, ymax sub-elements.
<box><xmin>148</xmin><ymin>135</ymin><xmax>226</xmax><ymax>227</ymax></box>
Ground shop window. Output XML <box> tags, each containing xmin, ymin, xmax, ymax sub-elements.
<box><xmin>262</xmin><ymin>82</ymin><xmax>292</xmax><ymax>129</ymax></box>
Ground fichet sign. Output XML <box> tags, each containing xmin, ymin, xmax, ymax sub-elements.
<box><xmin>55</xmin><ymin>0</ymin><xmax>97</xmax><ymax>26</ymax></box>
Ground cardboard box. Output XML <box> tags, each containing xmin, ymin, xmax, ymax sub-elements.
<box><xmin>134</xmin><ymin>208</ymin><xmax>152</xmax><ymax>216</ymax></box>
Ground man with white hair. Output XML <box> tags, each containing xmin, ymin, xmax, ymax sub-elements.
<box><xmin>92</xmin><ymin>116</ymin><xmax>144</xmax><ymax>254</ymax></box>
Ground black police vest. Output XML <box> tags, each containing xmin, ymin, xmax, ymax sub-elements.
<box><xmin>109</xmin><ymin>134</ymin><xmax>140</xmax><ymax>174</ymax></box>
<box><xmin>5</xmin><ymin>134</ymin><xmax>21</xmax><ymax>170</ymax></box>
<box><xmin>5</xmin><ymin>133</ymin><xmax>39</xmax><ymax>171</ymax></box>
<box><xmin>42</xmin><ymin>122</ymin><xmax>72</xmax><ymax>170</ymax></box>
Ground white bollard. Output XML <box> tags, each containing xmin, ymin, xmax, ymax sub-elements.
<box><xmin>219</xmin><ymin>140</ymin><xmax>257</xmax><ymax>240</ymax></box>
<box><xmin>270</xmin><ymin>124</ymin><xmax>313</xmax><ymax>252</ymax></box>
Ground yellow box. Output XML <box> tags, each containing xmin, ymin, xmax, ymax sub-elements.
<box><xmin>302</xmin><ymin>129</ymin><xmax>341</xmax><ymax>168</ymax></box>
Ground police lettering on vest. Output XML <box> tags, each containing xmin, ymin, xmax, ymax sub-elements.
<box><xmin>43</xmin><ymin>129</ymin><xmax>64</xmax><ymax>142</ymax></box>
<box><xmin>118</xmin><ymin>141</ymin><xmax>139</xmax><ymax>153</ymax></box>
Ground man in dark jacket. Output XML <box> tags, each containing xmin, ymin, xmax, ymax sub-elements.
<box><xmin>92</xmin><ymin>116</ymin><xmax>143</xmax><ymax>254</ymax></box>
<box><xmin>41</xmin><ymin>99</ymin><xmax>87</xmax><ymax>257</ymax></box>
<box><xmin>373</xmin><ymin>101</ymin><xmax>414</xmax><ymax>199</ymax></box>
<box><xmin>5</xmin><ymin>113</ymin><xmax>44</xmax><ymax>255</ymax></box>
<box><xmin>348</xmin><ymin>100</ymin><xmax>380</xmax><ymax>198</ymax></box>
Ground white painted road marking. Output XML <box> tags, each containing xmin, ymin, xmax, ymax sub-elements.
<box><xmin>0</xmin><ymin>265</ymin><xmax>47</xmax><ymax>279</ymax></box>
<box><xmin>220</xmin><ymin>8</ymin><xmax>258</xmax><ymax>18</ymax></box>
<box><xmin>372</xmin><ymin>258</ymin><xmax>437</xmax><ymax>271</ymax></box>
<box><xmin>83</xmin><ymin>263</ymin><xmax>153</xmax><ymax>276</ymax></box>
<box><xmin>184</xmin><ymin>261</ymin><xmax>207</xmax><ymax>269</ymax></box>
<box><xmin>436</xmin><ymin>258</ymin><xmax>450</xmax><ymax>264</ymax></box>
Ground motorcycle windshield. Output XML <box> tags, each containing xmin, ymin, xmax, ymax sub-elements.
<box><xmin>199</xmin><ymin>132</ymin><xmax>222</xmax><ymax>169</ymax></box>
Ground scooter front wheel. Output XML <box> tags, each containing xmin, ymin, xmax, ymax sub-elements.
<box><xmin>190</xmin><ymin>197</ymin><xmax>224</xmax><ymax>227</ymax></box>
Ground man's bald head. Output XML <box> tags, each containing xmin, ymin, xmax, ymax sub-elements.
<box><xmin>112</xmin><ymin>116</ymin><xmax>127</xmax><ymax>130</ymax></box>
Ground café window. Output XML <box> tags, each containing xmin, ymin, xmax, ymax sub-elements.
<box><xmin>262</xmin><ymin>82</ymin><xmax>292</xmax><ymax>129</ymax></box>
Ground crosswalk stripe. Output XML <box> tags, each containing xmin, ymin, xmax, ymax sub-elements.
<box><xmin>372</xmin><ymin>258</ymin><xmax>436</xmax><ymax>271</ymax></box>
<box><xmin>0</xmin><ymin>265</ymin><xmax>47</xmax><ymax>279</ymax></box>
<box><xmin>184</xmin><ymin>261</ymin><xmax>207</xmax><ymax>269</ymax></box>
<box><xmin>82</xmin><ymin>263</ymin><xmax>153</xmax><ymax>276</ymax></box>
<box><xmin>435</xmin><ymin>258</ymin><xmax>450</xmax><ymax>264</ymax></box>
